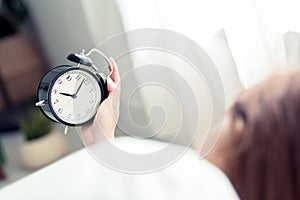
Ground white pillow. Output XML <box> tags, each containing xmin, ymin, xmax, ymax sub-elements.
<box><xmin>116</xmin><ymin>29</ymin><xmax>243</xmax><ymax>151</ymax></box>
<box><xmin>284</xmin><ymin>31</ymin><xmax>300</xmax><ymax>68</ymax></box>
<box><xmin>204</xmin><ymin>29</ymin><xmax>243</xmax><ymax>108</ymax></box>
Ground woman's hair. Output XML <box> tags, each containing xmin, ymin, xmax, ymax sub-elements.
<box><xmin>216</xmin><ymin>70</ymin><xmax>300</xmax><ymax>200</ymax></box>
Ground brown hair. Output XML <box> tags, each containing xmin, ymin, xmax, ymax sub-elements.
<box><xmin>211</xmin><ymin>70</ymin><xmax>300</xmax><ymax>200</ymax></box>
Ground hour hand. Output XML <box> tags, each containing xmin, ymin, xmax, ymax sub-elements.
<box><xmin>59</xmin><ymin>92</ymin><xmax>74</xmax><ymax>97</ymax></box>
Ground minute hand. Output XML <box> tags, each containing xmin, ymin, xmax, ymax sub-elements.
<box><xmin>74</xmin><ymin>78</ymin><xmax>85</xmax><ymax>96</ymax></box>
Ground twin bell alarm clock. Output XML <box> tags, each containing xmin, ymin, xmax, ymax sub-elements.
<box><xmin>35</xmin><ymin>49</ymin><xmax>112</xmax><ymax>130</ymax></box>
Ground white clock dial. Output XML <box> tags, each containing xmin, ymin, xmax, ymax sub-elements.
<box><xmin>50</xmin><ymin>69</ymin><xmax>101</xmax><ymax>125</ymax></box>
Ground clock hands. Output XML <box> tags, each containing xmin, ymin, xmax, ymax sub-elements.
<box><xmin>59</xmin><ymin>78</ymin><xmax>85</xmax><ymax>98</ymax></box>
<box><xmin>74</xmin><ymin>78</ymin><xmax>85</xmax><ymax>96</ymax></box>
<box><xmin>59</xmin><ymin>92</ymin><xmax>74</xmax><ymax>97</ymax></box>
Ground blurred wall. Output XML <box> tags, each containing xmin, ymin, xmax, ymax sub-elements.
<box><xmin>25</xmin><ymin>0</ymin><xmax>123</xmax><ymax>66</ymax></box>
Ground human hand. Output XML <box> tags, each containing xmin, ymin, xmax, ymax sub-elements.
<box><xmin>80</xmin><ymin>57</ymin><xmax>120</xmax><ymax>146</ymax></box>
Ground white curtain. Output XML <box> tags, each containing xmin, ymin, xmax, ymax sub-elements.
<box><xmin>114</xmin><ymin>0</ymin><xmax>300</xmax><ymax>87</ymax></box>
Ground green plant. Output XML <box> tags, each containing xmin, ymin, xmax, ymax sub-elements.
<box><xmin>19</xmin><ymin>109</ymin><xmax>52</xmax><ymax>141</ymax></box>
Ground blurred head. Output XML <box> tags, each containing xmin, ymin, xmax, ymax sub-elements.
<box><xmin>208</xmin><ymin>70</ymin><xmax>300</xmax><ymax>200</ymax></box>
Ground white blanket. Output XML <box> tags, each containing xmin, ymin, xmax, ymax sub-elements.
<box><xmin>0</xmin><ymin>137</ymin><xmax>239</xmax><ymax>200</ymax></box>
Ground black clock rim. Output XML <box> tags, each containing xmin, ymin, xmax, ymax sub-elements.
<box><xmin>36</xmin><ymin>65</ymin><xmax>72</xmax><ymax>124</ymax></box>
<box><xmin>47</xmin><ymin>65</ymin><xmax>106</xmax><ymax>127</ymax></box>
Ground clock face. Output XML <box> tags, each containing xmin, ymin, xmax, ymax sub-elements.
<box><xmin>49</xmin><ymin>69</ymin><xmax>101</xmax><ymax>125</ymax></box>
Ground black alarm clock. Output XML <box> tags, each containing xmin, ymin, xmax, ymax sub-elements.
<box><xmin>35</xmin><ymin>49</ymin><xmax>112</xmax><ymax>128</ymax></box>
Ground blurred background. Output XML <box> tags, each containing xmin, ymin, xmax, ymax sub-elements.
<box><xmin>1</xmin><ymin>0</ymin><xmax>300</xmax><ymax>188</ymax></box>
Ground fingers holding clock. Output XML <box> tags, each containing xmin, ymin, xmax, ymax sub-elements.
<box><xmin>109</xmin><ymin>57</ymin><xmax>120</xmax><ymax>83</ymax></box>
<box><xmin>107</xmin><ymin>57</ymin><xmax>120</xmax><ymax>92</ymax></box>
<box><xmin>106</xmin><ymin>57</ymin><xmax>121</xmax><ymax>120</ymax></box>
<box><xmin>80</xmin><ymin>57</ymin><xmax>120</xmax><ymax>145</ymax></box>
<box><xmin>106</xmin><ymin>57</ymin><xmax>120</xmax><ymax>121</ymax></box>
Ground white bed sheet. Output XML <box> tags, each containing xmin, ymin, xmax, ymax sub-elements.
<box><xmin>0</xmin><ymin>137</ymin><xmax>239</xmax><ymax>200</ymax></box>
